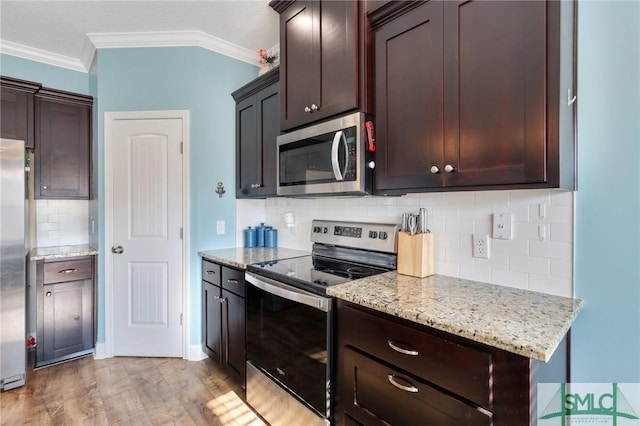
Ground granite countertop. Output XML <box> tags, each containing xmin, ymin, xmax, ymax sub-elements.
<box><xmin>198</xmin><ymin>247</ymin><xmax>310</xmax><ymax>269</ymax></box>
<box><xmin>327</xmin><ymin>272</ymin><xmax>584</xmax><ymax>362</ymax></box>
<box><xmin>30</xmin><ymin>244</ymin><xmax>98</xmax><ymax>261</ymax></box>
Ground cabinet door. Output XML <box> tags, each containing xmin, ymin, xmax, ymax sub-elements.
<box><xmin>342</xmin><ymin>347</ymin><xmax>492</xmax><ymax>426</ymax></box>
<box><xmin>280</xmin><ymin>1</ymin><xmax>319</xmax><ymax>130</ymax></box>
<box><xmin>42</xmin><ymin>279</ymin><xmax>93</xmax><ymax>361</ymax></box>
<box><xmin>35</xmin><ymin>96</ymin><xmax>91</xmax><ymax>199</ymax></box>
<box><xmin>202</xmin><ymin>281</ymin><xmax>222</xmax><ymax>363</ymax></box>
<box><xmin>222</xmin><ymin>289</ymin><xmax>246</xmax><ymax>382</ymax></box>
<box><xmin>279</xmin><ymin>1</ymin><xmax>359</xmax><ymax>131</ymax></box>
<box><xmin>0</xmin><ymin>87</ymin><xmax>34</xmax><ymax>148</ymax></box>
<box><xmin>236</xmin><ymin>82</ymin><xmax>279</xmax><ymax>197</ymax></box>
<box><xmin>374</xmin><ymin>1</ymin><xmax>445</xmax><ymax>194</ymax></box>
<box><xmin>442</xmin><ymin>0</ymin><xmax>546</xmax><ymax>187</ymax></box>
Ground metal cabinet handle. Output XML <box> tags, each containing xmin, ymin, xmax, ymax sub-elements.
<box><xmin>227</xmin><ymin>278</ymin><xmax>239</xmax><ymax>284</ymax></box>
<box><xmin>111</xmin><ymin>245</ymin><xmax>124</xmax><ymax>254</ymax></box>
<box><xmin>304</xmin><ymin>106</ymin><xmax>311</xmax><ymax>113</ymax></box>
<box><xmin>46</xmin><ymin>291</ymin><xmax>52</xmax><ymax>297</ymax></box>
<box><xmin>58</xmin><ymin>268</ymin><xmax>78</xmax><ymax>274</ymax></box>
<box><xmin>444</xmin><ymin>164</ymin><xmax>456</xmax><ymax>173</ymax></box>
<box><xmin>310</xmin><ymin>103</ymin><xmax>319</xmax><ymax>112</ymax></box>
<box><xmin>388</xmin><ymin>374</ymin><xmax>418</xmax><ymax>393</ymax></box>
<box><xmin>251</xmin><ymin>183</ymin><xmax>261</xmax><ymax>188</ymax></box>
<box><xmin>430</xmin><ymin>165</ymin><xmax>440</xmax><ymax>174</ymax></box>
<box><xmin>205</xmin><ymin>270</ymin><xmax>216</xmax><ymax>275</ymax></box>
<box><xmin>387</xmin><ymin>340</ymin><xmax>419</xmax><ymax>356</ymax></box>
<box><xmin>42</xmin><ymin>185</ymin><xmax>48</xmax><ymax>190</ymax></box>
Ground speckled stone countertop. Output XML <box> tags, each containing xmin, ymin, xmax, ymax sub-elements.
<box><xmin>198</xmin><ymin>247</ymin><xmax>310</xmax><ymax>269</ymax></box>
<box><xmin>30</xmin><ymin>244</ymin><xmax>98</xmax><ymax>261</ymax></box>
<box><xmin>327</xmin><ymin>272</ymin><xmax>583</xmax><ymax>362</ymax></box>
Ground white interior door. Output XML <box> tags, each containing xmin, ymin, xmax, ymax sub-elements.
<box><xmin>111</xmin><ymin>118</ymin><xmax>183</xmax><ymax>357</ymax></box>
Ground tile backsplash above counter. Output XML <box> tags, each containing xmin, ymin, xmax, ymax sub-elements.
<box><xmin>236</xmin><ymin>188</ymin><xmax>574</xmax><ymax>298</ymax></box>
<box><xmin>34</xmin><ymin>199</ymin><xmax>90</xmax><ymax>247</ymax></box>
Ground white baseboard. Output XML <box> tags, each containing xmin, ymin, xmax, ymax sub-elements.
<box><xmin>189</xmin><ymin>344</ymin><xmax>208</xmax><ymax>361</ymax></box>
<box><xmin>94</xmin><ymin>343</ymin><xmax>108</xmax><ymax>359</ymax></box>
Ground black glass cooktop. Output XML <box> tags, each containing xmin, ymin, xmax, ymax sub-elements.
<box><xmin>247</xmin><ymin>255</ymin><xmax>390</xmax><ymax>296</ymax></box>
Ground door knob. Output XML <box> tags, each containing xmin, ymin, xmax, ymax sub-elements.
<box><xmin>444</xmin><ymin>164</ymin><xmax>456</xmax><ymax>173</ymax></box>
<box><xmin>46</xmin><ymin>291</ymin><xmax>52</xmax><ymax>297</ymax></box>
<box><xmin>304</xmin><ymin>106</ymin><xmax>311</xmax><ymax>113</ymax></box>
<box><xmin>112</xmin><ymin>245</ymin><xmax>124</xmax><ymax>254</ymax></box>
<box><xmin>430</xmin><ymin>165</ymin><xmax>440</xmax><ymax>174</ymax></box>
<box><xmin>310</xmin><ymin>103</ymin><xmax>319</xmax><ymax>112</ymax></box>
<box><xmin>42</xmin><ymin>185</ymin><xmax>48</xmax><ymax>190</ymax></box>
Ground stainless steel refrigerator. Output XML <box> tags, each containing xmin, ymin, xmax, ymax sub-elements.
<box><xmin>0</xmin><ymin>138</ymin><xmax>27</xmax><ymax>391</ymax></box>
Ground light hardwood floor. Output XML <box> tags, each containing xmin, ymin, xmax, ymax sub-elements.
<box><xmin>0</xmin><ymin>355</ymin><xmax>266</xmax><ymax>426</ymax></box>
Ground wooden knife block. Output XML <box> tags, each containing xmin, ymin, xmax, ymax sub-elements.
<box><xmin>397</xmin><ymin>231</ymin><xmax>434</xmax><ymax>278</ymax></box>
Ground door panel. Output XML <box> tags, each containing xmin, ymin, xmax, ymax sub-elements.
<box><xmin>112</xmin><ymin>118</ymin><xmax>183</xmax><ymax>357</ymax></box>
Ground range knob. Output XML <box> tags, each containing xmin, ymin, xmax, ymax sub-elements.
<box><xmin>369</xmin><ymin>230</ymin><xmax>378</xmax><ymax>239</ymax></box>
<box><xmin>378</xmin><ymin>231</ymin><xmax>388</xmax><ymax>240</ymax></box>
<box><xmin>313</xmin><ymin>226</ymin><xmax>320</xmax><ymax>233</ymax></box>
<box><xmin>322</xmin><ymin>227</ymin><xmax>328</xmax><ymax>234</ymax></box>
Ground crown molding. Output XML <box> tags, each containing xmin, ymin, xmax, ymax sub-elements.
<box><xmin>1</xmin><ymin>30</ymin><xmax>275</xmax><ymax>73</ymax></box>
<box><xmin>0</xmin><ymin>39</ymin><xmax>87</xmax><ymax>73</ymax></box>
<box><xmin>87</xmin><ymin>30</ymin><xmax>261</xmax><ymax>66</ymax></box>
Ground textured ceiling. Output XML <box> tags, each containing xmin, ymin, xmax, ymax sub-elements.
<box><xmin>0</xmin><ymin>1</ymin><xmax>279</xmax><ymax>65</ymax></box>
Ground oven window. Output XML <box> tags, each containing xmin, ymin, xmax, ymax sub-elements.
<box><xmin>246</xmin><ymin>283</ymin><xmax>330</xmax><ymax>416</ymax></box>
<box><xmin>279</xmin><ymin>126</ymin><xmax>356</xmax><ymax>186</ymax></box>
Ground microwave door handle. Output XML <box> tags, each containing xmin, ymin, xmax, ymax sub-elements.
<box><xmin>331</xmin><ymin>130</ymin><xmax>345</xmax><ymax>181</ymax></box>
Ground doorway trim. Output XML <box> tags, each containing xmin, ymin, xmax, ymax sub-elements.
<box><xmin>103</xmin><ymin>110</ymin><xmax>191</xmax><ymax>359</ymax></box>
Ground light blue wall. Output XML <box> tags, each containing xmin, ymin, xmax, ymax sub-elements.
<box><xmin>95</xmin><ymin>47</ymin><xmax>257</xmax><ymax>345</ymax></box>
<box><xmin>0</xmin><ymin>54</ymin><xmax>90</xmax><ymax>94</ymax></box>
<box><xmin>572</xmin><ymin>1</ymin><xmax>640</xmax><ymax>381</ymax></box>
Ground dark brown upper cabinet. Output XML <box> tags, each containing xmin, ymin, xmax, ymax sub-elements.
<box><xmin>232</xmin><ymin>67</ymin><xmax>280</xmax><ymax>198</ymax></box>
<box><xmin>270</xmin><ymin>0</ymin><xmax>370</xmax><ymax>132</ymax></box>
<box><xmin>0</xmin><ymin>76</ymin><xmax>41</xmax><ymax>149</ymax></box>
<box><xmin>35</xmin><ymin>88</ymin><xmax>93</xmax><ymax>199</ymax></box>
<box><xmin>371</xmin><ymin>1</ymin><xmax>576</xmax><ymax>195</ymax></box>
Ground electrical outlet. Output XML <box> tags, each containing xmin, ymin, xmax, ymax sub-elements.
<box><xmin>473</xmin><ymin>234</ymin><xmax>491</xmax><ymax>259</ymax></box>
<box><xmin>216</xmin><ymin>220</ymin><xmax>225</xmax><ymax>235</ymax></box>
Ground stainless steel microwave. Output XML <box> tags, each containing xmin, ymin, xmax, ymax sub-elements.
<box><xmin>277</xmin><ymin>112</ymin><xmax>375</xmax><ymax>196</ymax></box>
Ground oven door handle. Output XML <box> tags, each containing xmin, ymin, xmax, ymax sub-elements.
<box><xmin>245</xmin><ymin>272</ymin><xmax>329</xmax><ymax>312</ymax></box>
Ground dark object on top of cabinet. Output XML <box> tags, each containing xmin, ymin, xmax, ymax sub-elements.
<box><xmin>232</xmin><ymin>67</ymin><xmax>279</xmax><ymax>198</ymax></box>
<box><xmin>269</xmin><ymin>0</ymin><xmax>372</xmax><ymax>132</ymax></box>
<box><xmin>36</xmin><ymin>256</ymin><xmax>96</xmax><ymax>368</ymax></box>
<box><xmin>201</xmin><ymin>259</ymin><xmax>246</xmax><ymax>384</ymax></box>
<box><xmin>335</xmin><ymin>300</ymin><xmax>568</xmax><ymax>426</ymax></box>
<box><xmin>0</xmin><ymin>76</ymin><xmax>41</xmax><ymax>149</ymax></box>
<box><xmin>35</xmin><ymin>87</ymin><xmax>93</xmax><ymax>199</ymax></box>
<box><xmin>370</xmin><ymin>0</ymin><xmax>576</xmax><ymax>195</ymax></box>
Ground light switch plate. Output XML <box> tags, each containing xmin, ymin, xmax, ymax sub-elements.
<box><xmin>216</xmin><ymin>220</ymin><xmax>225</xmax><ymax>235</ymax></box>
<box><xmin>492</xmin><ymin>213</ymin><xmax>513</xmax><ymax>240</ymax></box>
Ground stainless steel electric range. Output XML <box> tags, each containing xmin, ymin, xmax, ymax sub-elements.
<box><xmin>245</xmin><ymin>219</ymin><xmax>399</xmax><ymax>426</ymax></box>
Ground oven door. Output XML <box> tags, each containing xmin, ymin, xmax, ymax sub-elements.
<box><xmin>245</xmin><ymin>272</ymin><xmax>333</xmax><ymax>419</ymax></box>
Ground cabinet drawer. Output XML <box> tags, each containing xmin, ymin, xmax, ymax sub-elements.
<box><xmin>340</xmin><ymin>304</ymin><xmax>492</xmax><ymax>408</ymax></box>
<box><xmin>201</xmin><ymin>259</ymin><xmax>221</xmax><ymax>286</ymax></box>
<box><xmin>43</xmin><ymin>258</ymin><xmax>92</xmax><ymax>284</ymax></box>
<box><xmin>343</xmin><ymin>347</ymin><xmax>492</xmax><ymax>426</ymax></box>
<box><xmin>222</xmin><ymin>266</ymin><xmax>245</xmax><ymax>298</ymax></box>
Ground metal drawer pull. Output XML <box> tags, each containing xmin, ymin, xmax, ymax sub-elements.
<box><xmin>388</xmin><ymin>374</ymin><xmax>418</xmax><ymax>393</ymax></box>
<box><xmin>205</xmin><ymin>270</ymin><xmax>216</xmax><ymax>275</ymax></box>
<box><xmin>227</xmin><ymin>278</ymin><xmax>239</xmax><ymax>284</ymax></box>
<box><xmin>58</xmin><ymin>268</ymin><xmax>78</xmax><ymax>274</ymax></box>
<box><xmin>388</xmin><ymin>340</ymin><xmax>419</xmax><ymax>356</ymax></box>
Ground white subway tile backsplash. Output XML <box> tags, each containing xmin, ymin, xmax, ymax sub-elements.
<box><xmin>530</xmin><ymin>240</ymin><xmax>572</xmax><ymax>260</ymax></box>
<box><xmin>510</xmin><ymin>254</ymin><xmax>550</xmax><ymax>275</ymax></box>
<box><xmin>236</xmin><ymin>188</ymin><xmax>574</xmax><ymax>297</ymax></box>
<box><xmin>35</xmin><ymin>200</ymin><xmax>89</xmax><ymax>247</ymax></box>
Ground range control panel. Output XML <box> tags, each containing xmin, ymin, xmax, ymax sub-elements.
<box><xmin>311</xmin><ymin>220</ymin><xmax>399</xmax><ymax>253</ymax></box>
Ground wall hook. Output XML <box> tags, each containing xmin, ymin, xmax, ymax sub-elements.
<box><xmin>215</xmin><ymin>182</ymin><xmax>226</xmax><ymax>198</ymax></box>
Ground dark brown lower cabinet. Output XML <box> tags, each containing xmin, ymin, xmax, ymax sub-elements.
<box><xmin>36</xmin><ymin>256</ymin><xmax>95</xmax><ymax>367</ymax></box>
<box><xmin>201</xmin><ymin>259</ymin><xmax>246</xmax><ymax>384</ymax></box>
<box><xmin>335</xmin><ymin>300</ymin><xmax>567</xmax><ymax>426</ymax></box>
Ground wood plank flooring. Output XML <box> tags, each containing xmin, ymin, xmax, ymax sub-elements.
<box><xmin>0</xmin><ymin>356</ymin><xmax>266</xmax><ymax>426</ymax></box>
